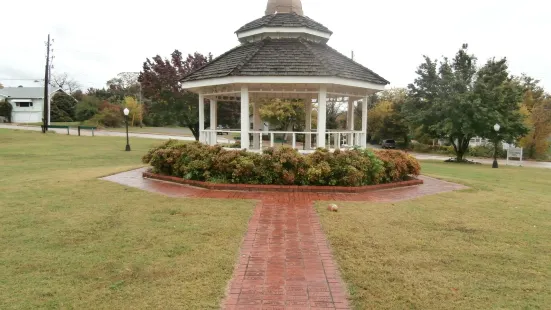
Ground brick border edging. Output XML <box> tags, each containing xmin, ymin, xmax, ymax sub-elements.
<box><xmin>142</xmin><ymin>171</ymin><xmax>423</xmax><ymax>193</ymax></box>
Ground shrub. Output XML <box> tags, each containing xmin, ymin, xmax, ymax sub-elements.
<box><xmin>143</xmin><ymin>142</ymin><xmax>421</xmax><ymax>187</ymax></box>
<box><xmin>468</xmin><ymin>144</ymin><xmax>506</xmax><ymax>159</ymax></box>
<box><xmin>75</xmin><ymin>101</ymin><xmax>99</xmax><ymax>121</ymax></box>
<box><xmin>374</xmin><ymin>150</ymin><xmax>421</xmax><ymax>183</ymax></box>
<box><xmin>0</xmin><ymin>99</ymin><xmax>13</xmax><ymax>122</ymax></box>
<box><xmin>87</xmin><ymin>108</ymin><xmax>124</xmax><ymax>128</ymax></box>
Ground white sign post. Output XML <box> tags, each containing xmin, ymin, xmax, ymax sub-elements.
<box><xmin>506</xmin><ymin>146</ymin><xmax>523</xmax><ymax>166</ymax></box>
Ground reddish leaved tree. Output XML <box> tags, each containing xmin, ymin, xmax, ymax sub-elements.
<box><xmin>138</xmin><ymin>51</ymin><xmax>212</xmax><ymax>140</ymax></box>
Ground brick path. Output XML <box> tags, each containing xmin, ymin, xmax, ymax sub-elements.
<box><xmin>102</xmin><ymin>169</ymin><xmax>466</xmax><ymax>310</ymax></box>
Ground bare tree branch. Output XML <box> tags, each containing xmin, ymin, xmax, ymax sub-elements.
<box><xmin>52</xmin><ymin>73</ymin><xmax>81</xmax><ymax>93</ymax></box>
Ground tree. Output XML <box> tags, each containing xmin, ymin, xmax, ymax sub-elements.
<box><xmin>367</xmin><ymin>88</ymin><xmax>410</xmax><ymax>145</ymax></box>
<box><xmin>50</xmin><ymin>92</ymin><xmax>77</xmax><ymax>122</ymax></box>
<box><xmin>123</xmin><ymin>96</ymin><xmax>143</xmax><ymax>126</ymax></box>
<box><xmin>107</xmin><ymin>72</ymin><xmax>141</xmax><ymax>102</ymax></box>
<box><xmin>517</xmin><ymin>76</ymin><xmax>551</xmax><ymax>158</ymax></box>
<box><xmin>259</xmin><ymin>99</ymin><xmax>306</xmax><ymax>131</ymax></box>
<box><xmin>0</xmin><ymin>99</ymin><xmax>12</xmax><ymax>122</ymax></box>
<box><xmin>405</xmin><ymin>44</ymin><xmax>527</xmax><ymax>161</ymax></box>
<box><xmin>138</xmin><ymin>50</ymin><xmax>212</xmax><ymax>140</ymax></box>
<box><xmin>217</xmin><ymin>102</ymin><xmax>241</xmax><ymax>128</ymax></box>
<box><xmin>72</xmin><ymin>89</ymin><xmax>84</xmax><ymax>101</ymax></box>
<box><xmin>86</xmin><ymin>88</ymin><xmax>113</xmax><ymax>101</ymax></box>
<box><xmin>52</xmin><ymin>73</ymin><xmax>81</xmax><ymax>93</ymax></box>
<box><xmin>75</xmin><ymin>95</ymin><xmax>100</xmax><ymax>121</ymax></box>
<box><xmin>326</xmin><ymin>101</ymin><xmax>344</xmax><ymax>130</ymax></box>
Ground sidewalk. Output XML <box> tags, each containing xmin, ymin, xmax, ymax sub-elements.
<box><xmin>102</xmin><ymin>168</ymin><xmax>467</xmax><ymax>310</ymax></box>
<box><xmin>411</xmin><ymin>152</ymin><xmax>551</xmax><ymax>169</ymax></box>
<box><xmin>0</xmin><ymin>124</ymin><xmax>234</xmax><ymax>144</ymax></box>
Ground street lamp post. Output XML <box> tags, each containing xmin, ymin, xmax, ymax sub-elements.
<box><xmin>492</xmin><ymin>123</ymin><xmax>500</xmax><ymax>168</ymax></box>
<box><xmin>124</xmin><ymin>108</ymin><xmax>131</xmax><ymax>152</ymax></box>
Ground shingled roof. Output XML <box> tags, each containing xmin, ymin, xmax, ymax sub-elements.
<box><xmin>181</xmin><ymin>38</ymin><xmax>389</xmax><ymax>85</ymax></box>
<box><xmin>236</xmin><ymin>13</ymin><xmax>332</xmax><ymax>35</ymax></box>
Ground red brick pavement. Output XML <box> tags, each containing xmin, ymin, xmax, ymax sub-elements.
<box><xmin>102</xmin><ymin>169</ymin><xmax>466</xmax><ymax>310</ymax></box>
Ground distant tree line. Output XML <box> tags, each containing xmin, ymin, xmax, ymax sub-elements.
<box><xmin>48</xmin><ymin>43</ymin><xmax>550</xmax><ymax>160</ymax></box>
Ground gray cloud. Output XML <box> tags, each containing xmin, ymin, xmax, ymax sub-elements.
<box><xmin>1</xmin><ymin>0</ymin><xmax>549</xmax><ymax>90</ymax></box>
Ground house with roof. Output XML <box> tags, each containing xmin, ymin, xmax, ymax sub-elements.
<box><xmin>0</xmin><ymin>87</ymin><xmax>62</xmax><ymax>123</ymax></box>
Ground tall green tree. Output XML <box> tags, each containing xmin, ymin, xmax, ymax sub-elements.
<box><xmin>106</xmin><ymin>72</ymin><xmax>141</xmax><ymax>102</ymax></box>
<box><xmin>366</xmin><ymin>88</ymin><xmax>410</xmax><ymax>145</ymax></box>
<box><xmin>75</xmin><ymin>95</ymin><xmax>100</xmax><ymax>121</ymax></box>
<box><xmin>50</xmin><ymin>92</ymin><xmax>77</xmax><ymax>122</ymax></box>
<box><xmin>260</xmin><ymin>99</ymin><xmax>306</xmax><ymax>131</ymax></box>
<box><xmin>138</xmin><ymin>51</ymin><xmax>212</xmax><ymax>140</ymax></box>
<box><xmin>0</xmin><ymin>99</ymin><xmax>12</xmax><ymax>122</ymax></box>
<box><xmin>517</xmin><ymin>75</ymin><xmax>551</xmax><ymax>158</ymax></box>
<box><xmin>405</xmin><ymin>44</ymin><xmax>527</xmax><ymax>161</ymax></box>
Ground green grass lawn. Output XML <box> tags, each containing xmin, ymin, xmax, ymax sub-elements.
<box><xmin>25</xmin><ymin>121</ymin><xmax>82</xmax><ymax>127</ymax></box>
<box><xmin>101</xmin><ymin>126</ymin><xmax>193</xmax><ymax>137</ymax></box>
<box><xmin>318</xmin><ymin>162</ymin><xmax>551</xmax><ymax>309</ymax></box>
<box><xmin>0</xmin><ymin>129</ymin><xmax>254</xmax><ymax>309</ymax></box>
<box><xmin>24</xmin><ymin>123</ymin><xmax>194</xmax><ymax>137</ymax></box>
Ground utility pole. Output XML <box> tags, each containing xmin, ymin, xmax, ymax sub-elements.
<box><xmin>351</xmin><ymin>50</ymin><xmax>354</xmax><ymax>61</ymax></box>
<box><xmin>42</xmin><ymin>34</ymin><xmax>51</xmax><ymax>133</ymax></box>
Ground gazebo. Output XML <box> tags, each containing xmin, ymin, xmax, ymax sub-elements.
<box><xmin>181</xmin><ymin>0</ymin><xmax>389</xmax><ymax>151</ymax></box>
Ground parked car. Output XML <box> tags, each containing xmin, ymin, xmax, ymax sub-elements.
<box><xmin>381</xmin><ymin>139</ymin><xmax>397</xmax><ymax>149</ymax></box>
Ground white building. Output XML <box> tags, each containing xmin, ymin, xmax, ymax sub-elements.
<box><xmin>0</xmin><ymin>87</ymin><xmax>62</xmax><ymax>123</ymax></box>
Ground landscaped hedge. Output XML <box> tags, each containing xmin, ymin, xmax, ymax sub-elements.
<box><xmin>142</xmin><ymin>141</ymin><xmax>421</xmax><ymax>187</ymax></box>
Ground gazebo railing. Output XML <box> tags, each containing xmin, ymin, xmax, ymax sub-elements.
<box><xmin>201</xmin><ymin>129</ymin><xmax>366</xmax><ymax>150</ymax></box>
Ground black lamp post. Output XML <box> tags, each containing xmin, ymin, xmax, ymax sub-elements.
<box><xmin>492</xmin><ymin>123</ymin><xmax>500</xmax><ymax>168</ymax></box>
<box><xmin>124</xmin><ymin>108</ymin><xmax>131</xmax><ymax>152</ymax></box>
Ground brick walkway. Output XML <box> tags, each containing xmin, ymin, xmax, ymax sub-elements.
<box><xmin>102</xmin><ymin>169</ymin><xmax>466</xmax><ymax>310</ymax></box>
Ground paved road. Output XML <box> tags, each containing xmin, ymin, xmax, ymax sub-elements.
<box><xmin>411</xmin><ymin>153</ymin><xmax>551</xmax><ymax>169</ymax></box>
<box><xmin>2</xmin><ymin>124</ymin><xmax>549</xmax><ymax>169</ymax></box>
<box><xmin>0</xmin><ymin>124</ymin><xmax>235</xmax><ymax>144</ymax></box>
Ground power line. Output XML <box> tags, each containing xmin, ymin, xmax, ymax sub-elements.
<box><xmin>0</xmin><ymin>78</ymin><xmax>43</xmax><ymax>81</ymax></box>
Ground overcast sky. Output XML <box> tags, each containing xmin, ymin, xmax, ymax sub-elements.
<box><xmin>1</xmin><ymin>0</ymin><xmax>549</xmax><ymax>91</ymax></box>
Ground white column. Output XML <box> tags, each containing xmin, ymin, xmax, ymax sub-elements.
<box><xmin>199</xmin><ymin>93</ymin><xmax>205</xmax><ymax>143</ymax></box>
<box><xmin>317</xmin><ymin>86</ymin><xmax>327</xmax><ymax>149</ymax></box>
<box><xmin>253</xmin><ymin>102</ymin><xmax>261</xmax><ymax>150</ymax></box>
<box><xmin>210</xmin><ymin>99</ymin><xmax>217</xmax><ymax>145</ymax></box>
<box><xmin>362</xmin><ymin>96</ymin><xmax>368</xmax><ymax>148</ymax></box>
<box><xmin>347</xmin><ymin>99</ymin><xmax>354</xmax><ymax>146</ymax></box>
<box><xmin>305</xmin><ymin>100</ymin><xmax>312</xmax><ymax>150</ymax></box>
<box><xmin>240</xmin><ymin>86</ymin><xmax>250</xmax><ymax>150</ymax></box>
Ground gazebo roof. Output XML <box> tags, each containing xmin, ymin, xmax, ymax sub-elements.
<box><xmin>181</xmin><ymin>37</ymin><xmax>389</xmax><ymax>85</ymax></box>
<box><xmin>236</xmin><ymin>13</ymin><xmax>332</xmax><ymax>36</ymax></box>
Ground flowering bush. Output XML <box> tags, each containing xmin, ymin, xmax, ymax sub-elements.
<box><xmin>143</xmin><ymin>142</ymin><xmax>421</xmax><ymax>186</ymax></box>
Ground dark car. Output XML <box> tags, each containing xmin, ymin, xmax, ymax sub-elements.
<box><xmin>381</xmin><ymin>139</ymin><xmax>396</xmax><ymax>149</ymax></box>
